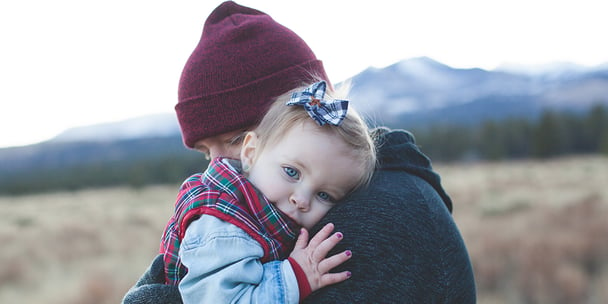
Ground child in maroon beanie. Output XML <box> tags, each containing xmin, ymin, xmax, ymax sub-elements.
<box><xmin>123</xmin><ymin>1</ymin><xmax>476</xmax><ymax>303</ymax></box>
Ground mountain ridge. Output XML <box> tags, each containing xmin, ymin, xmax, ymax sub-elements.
<box><xmin>36</xmin><ymin>56</ymin><xmax>608</xmax><ymax>144</ymax></box>
<box><xmin>2</xmin><ymin>56</ymin><xmax>607</xmax><ymax>194</ymax></box>
<box><xmin>348</xmin><ymin>57</ymin><xmax>608</xmax><ymax>129</ymax></box>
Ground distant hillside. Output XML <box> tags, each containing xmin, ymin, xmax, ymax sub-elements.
<box><xmin>33</xmin><ymin>57</ymin><xmax>608</xmax><ymax>145</ymax></box>
<box><xmin>52</xmin><ymin>113</ymin><xmax>180</xmax><ymax>143</ymax></box>
<box><xmin>348</xmin><ymin>57</ymin><xmax>608</xmax><ymax>129</ymax></box>
<box><xmin>25</xmin><ymin>56</ymin><xmax>608</xmax><ymax>145</ymax></box>
<box><xmin>0</xmin><ymin>136</ymin><xmax>206</xmax><ymax>194</ymax></box>
<box><xmin>1</xmin><ymin>57</ymin><xmax>607</xmax><ymax>194</ymax></box>
<box><xmin>1</xmin><ymin>136</ymin><xmax>193</xmax><ymax>174</ymax></box>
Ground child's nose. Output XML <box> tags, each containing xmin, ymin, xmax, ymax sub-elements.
<box><xmin>290</xmin><ymin>193</ymin><xmax>310</xmax><ymax>211</ymax></box>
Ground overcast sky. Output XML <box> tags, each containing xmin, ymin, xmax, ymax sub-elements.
<box><xmin>1</xmin><ymin>0</ymin><xmax>607</xmax><ymax>148</ymax></box>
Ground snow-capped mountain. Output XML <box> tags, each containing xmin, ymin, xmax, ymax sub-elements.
<box><xmin>2</xmin><ymin>57</ymin><xmax>607</xmax><ymax>194</ymax></box>
<box><xmin>347</xmin><ymin>57</ymin><xmax>608</xmax><ymax>128</ymax></box>
<box><xmin>41</xmin><ymin>56</ymin><xmax>608</xmax><ymax>143</ymax></box>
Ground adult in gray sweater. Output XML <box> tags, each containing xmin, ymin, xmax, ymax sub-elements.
<box><xmin>122</xmin><ymin>1</ymin><xmax>476</xmax><ymax>303</ymax></box>
<box><xmin>122</xmin><ymin>127</ymin><xmax>476</xmax><ymax>303</ymax></box>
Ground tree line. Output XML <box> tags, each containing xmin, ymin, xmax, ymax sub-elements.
<box><xmin>411</xmin><ymin>104</ymin><xmax>608</xmax><ymax>162</ymax></box>
<box><xmin>1</xmin><ymin>105</ymin><xmax>606</xmax><ymax>195</ymax></box>
<box><xmin>1</xmin><ymin>153</ymin><xmax>209</xmax><ymax>196</ymax></box>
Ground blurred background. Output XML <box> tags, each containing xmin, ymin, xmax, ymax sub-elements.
<box><xmin>1</xmin><ymin>1</ymin><xmax>607</xmax><ymax>303</ymax></box>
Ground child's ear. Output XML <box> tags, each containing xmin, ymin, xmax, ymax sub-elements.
<box><xmin>240</xmin><ymin>131</ymin><xmax>258</xmax><ymax>172</ymax></box>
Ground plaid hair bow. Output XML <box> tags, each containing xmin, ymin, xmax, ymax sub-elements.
<box><xmin>286</xmin><ymin>81</ymin><xmax>349</xmax><ymax>126</ymax></box>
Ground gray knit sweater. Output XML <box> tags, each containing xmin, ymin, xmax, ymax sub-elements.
<box><xmin>122</xmin><ymin>128</ymin><xmax>476</xmax><ymax>304</ymax></box>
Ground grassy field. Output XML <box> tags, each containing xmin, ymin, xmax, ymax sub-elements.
<box><xmin>1</xmin><ymin>155</ymin><xmax>607</xmax><ymax>304</ymax></box>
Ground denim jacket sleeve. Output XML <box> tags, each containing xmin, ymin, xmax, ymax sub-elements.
<box><xmin>178</xmin><ymin>215</ymin><xmax>300</xmax><ymax>304</ymax></box>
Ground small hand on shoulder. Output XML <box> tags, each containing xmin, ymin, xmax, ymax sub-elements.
<box><xmin>289</xmin><ymin>223</ymin><xmax>352</xmax><ymax>292</ymax></box>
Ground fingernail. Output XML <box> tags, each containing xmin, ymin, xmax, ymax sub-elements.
<box><xmin>345</xmin><ymin>250</ymin><xmax>352</xmax><ymax>257</ymax></box>
<box><xmin>346</xmin><ymin>271</ymin><xmax>352</xmax><ymax>278</ymax></box>
<box><xmin>335</xmin><ymin>232</ymin><xmax>343</xmax><ymax>239</ymax></box>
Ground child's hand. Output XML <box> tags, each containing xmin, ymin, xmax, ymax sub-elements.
<box><xmin>288</xmin><ymin>223</ymin><xmax>352</xmax><ymax>292</ymax></box>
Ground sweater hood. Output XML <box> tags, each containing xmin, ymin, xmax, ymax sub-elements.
<box><xmin>372</xmin><ymin>127</ymin><xmax>453</xmax><ymax>212</ymax></box>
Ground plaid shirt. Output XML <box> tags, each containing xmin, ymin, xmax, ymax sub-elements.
<box><xmin>159</xmin><ymin>158</ymin><xmax>299</xmax><ymax>285</ymax></box>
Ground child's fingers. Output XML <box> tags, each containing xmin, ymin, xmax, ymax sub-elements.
<box><xmin>320</xmin><ymin>270</ymin><xmax>352</xmax><ymax>287</ymax></box>
<box><xmin>293</xmin><ymin>228</ymin><xmax>309</xmax><ymax>250</ymax></box>
<box><xmin>318</xmin><ymin>250</ymin><xmax>352</xmax><ymax>274</ymax></box>
<box><xmin>307</xmin><ymin>223</ymin><xmax>335</xmax><ymax>249</ymax></box>
<box><xmin>312</xmin><ymin>230</ymin><xmax>344</xmax><ymax>261</ymax></box>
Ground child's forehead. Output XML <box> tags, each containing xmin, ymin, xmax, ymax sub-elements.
<box><xmin>274</xmin><ymin>121</ymin><xmax>339</xmax><ymax>148</ymax></box>
<box><xmin>273</xmin><ymin>124</ymin><xmax>362</xmax><ymax>184</ymax></box>
<box><xmin>264</xmin><ymin>119</ymin><xmax>319</xmax><ymax>144</ymax></box>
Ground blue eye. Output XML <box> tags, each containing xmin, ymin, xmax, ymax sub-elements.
<box><xmin>317</xmin><ymin>192</ymin><xmax>332</xmax><ymax>202</ymax></box>
<box><xmin>283</xmin><ymin>167</ymin><xmax>299</xmax><ymax>179</ymax></box>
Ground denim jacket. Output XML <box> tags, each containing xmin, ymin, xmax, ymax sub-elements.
<box><xmin>179</xmin><ymin>214</ymin><xmax>300</xmax><ymax>303</ymax></box>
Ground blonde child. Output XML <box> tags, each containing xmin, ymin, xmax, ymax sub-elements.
<box><xmin>160</xmin><ymin>81</ymin><xmax>376</xmax><ymax>303</ymax></box>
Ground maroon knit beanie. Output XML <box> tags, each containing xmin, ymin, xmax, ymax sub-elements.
<box><xmin>175</xmin><ymin>1</ymin><xmax>330</xmax><ymax>148</ymax></box>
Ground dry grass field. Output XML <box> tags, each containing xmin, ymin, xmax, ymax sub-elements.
<box><xmin>1</xmin><ymin>155</ymin><xmax>607</xmax><ymax>304</ymax></box>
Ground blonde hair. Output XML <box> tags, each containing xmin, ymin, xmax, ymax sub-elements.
<box><xmin>252</xmin><ymin>82</ymin><xmax>376</xmax><ymax>193</ymax></box>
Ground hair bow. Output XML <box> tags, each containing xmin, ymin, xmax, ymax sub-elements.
<box><xmin>286</xmin><ymin>81</ymin><xmax>349</xmax><ymax>126</ymax></box>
